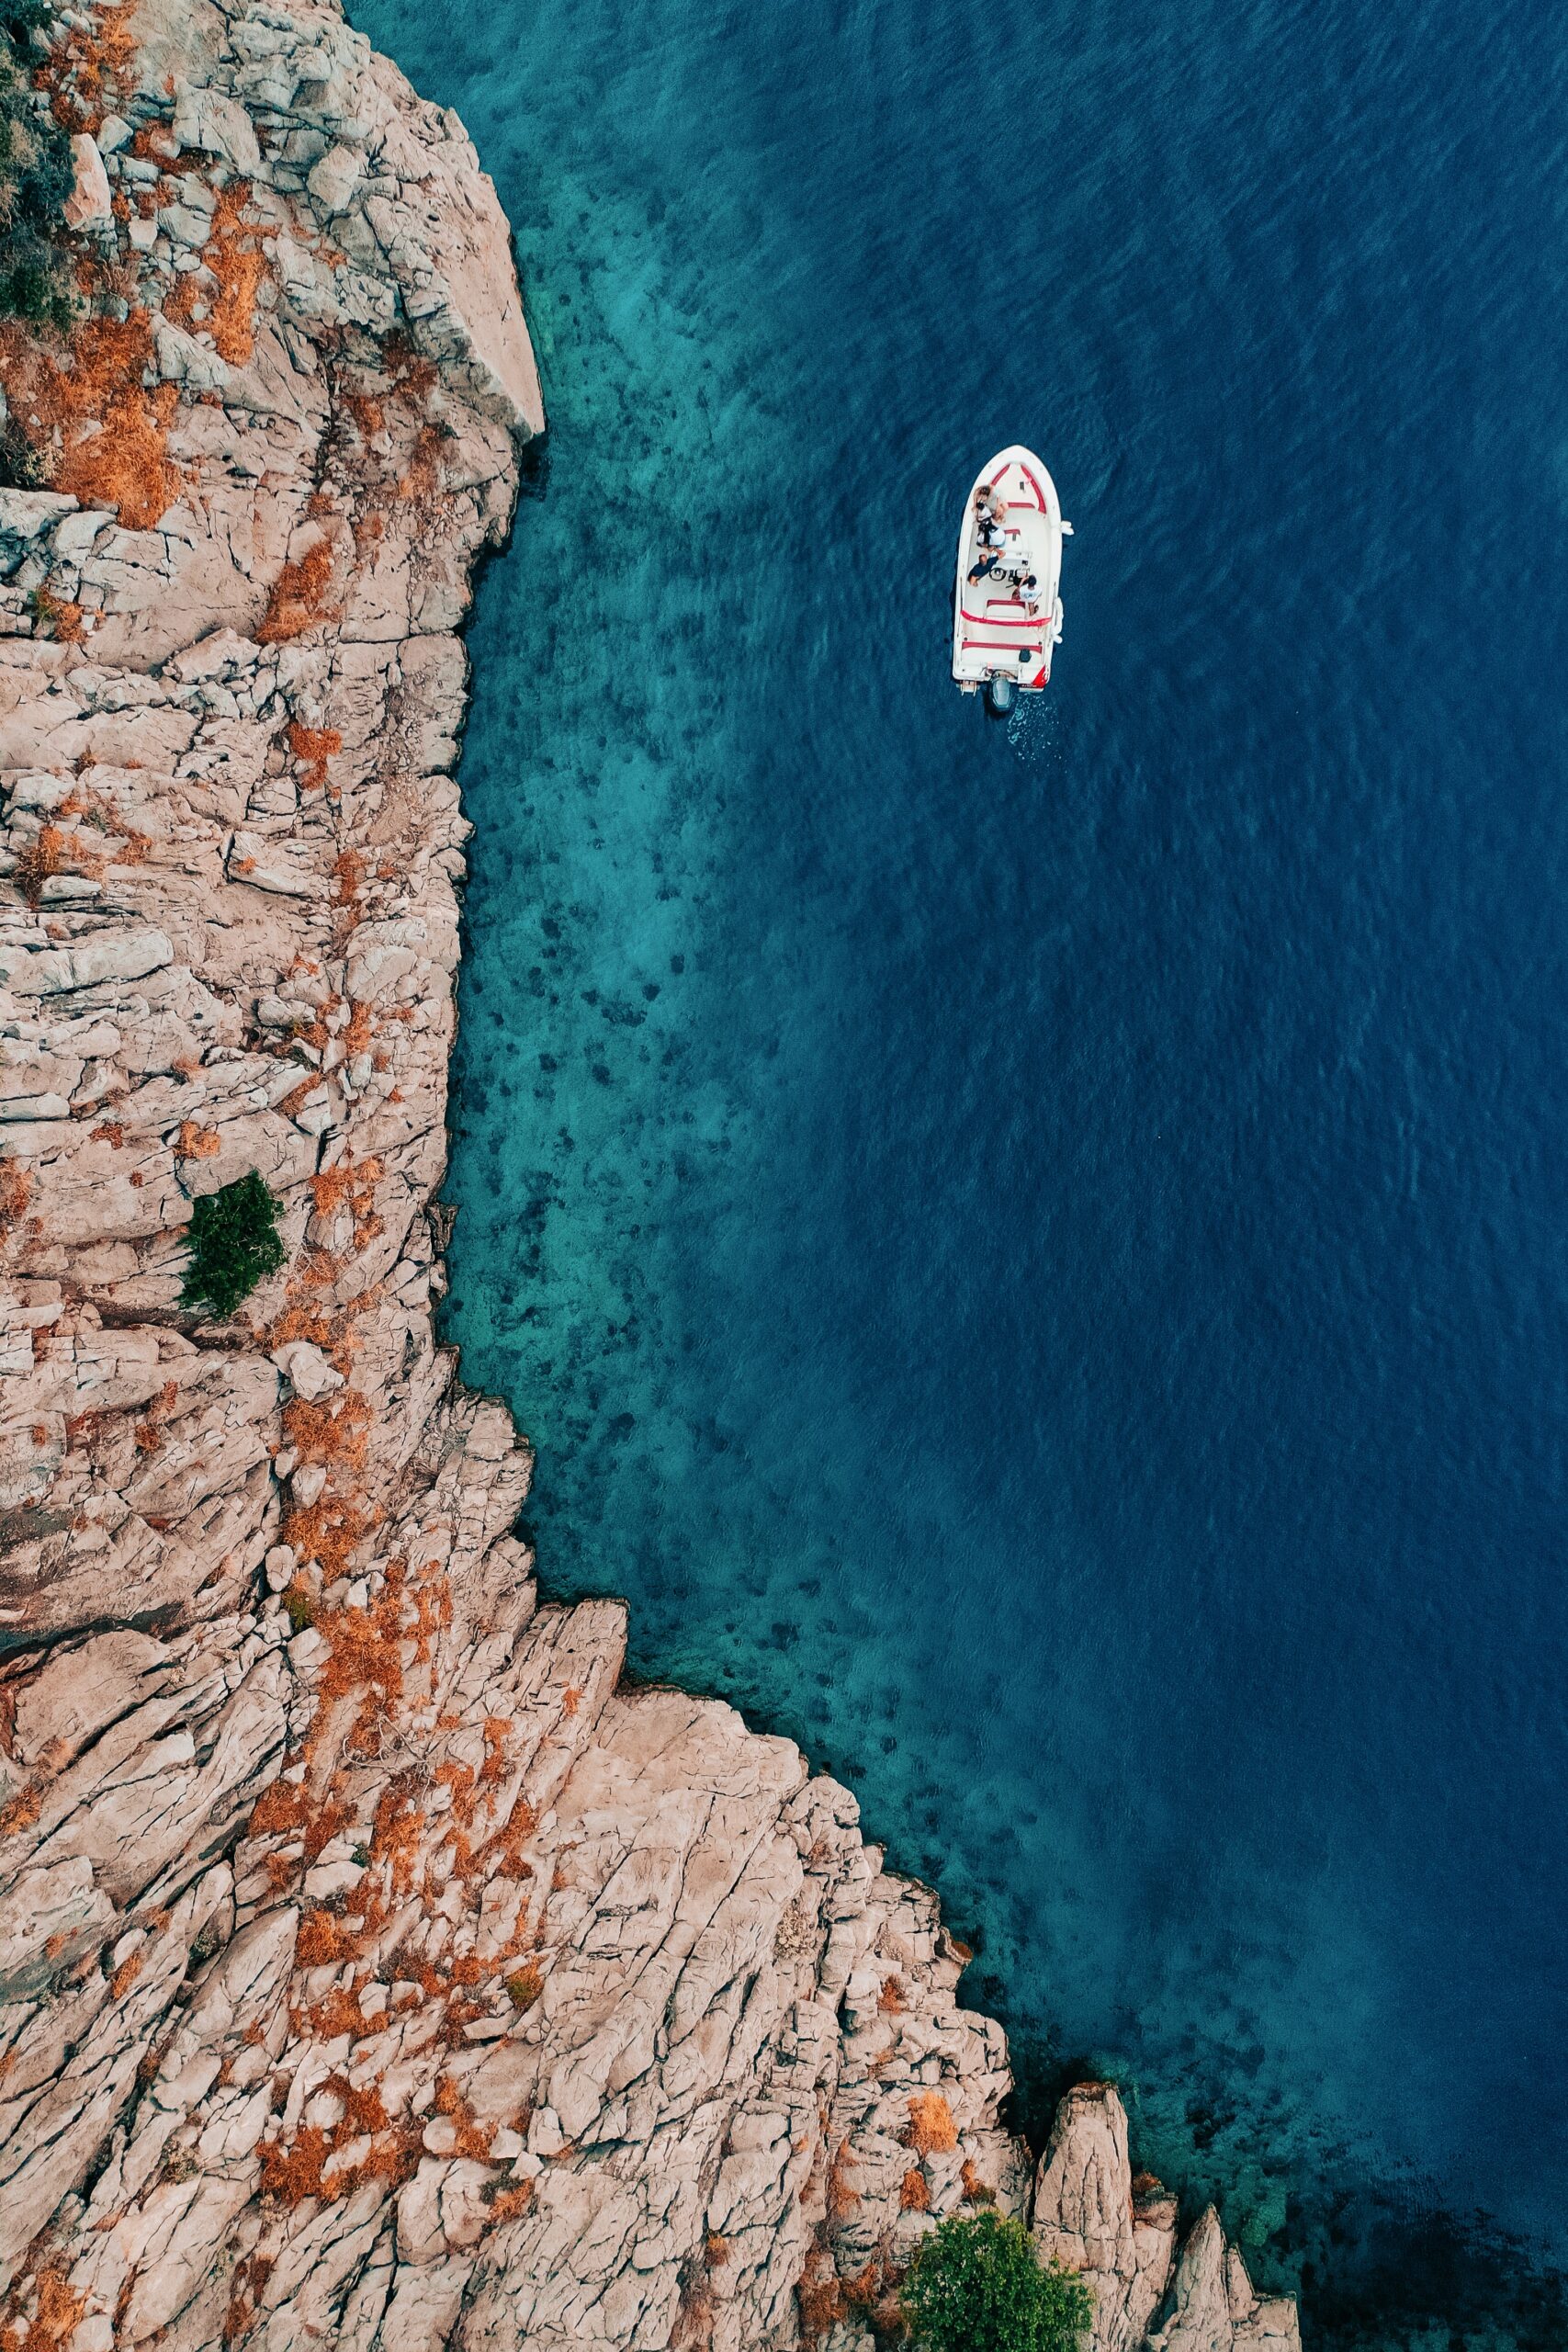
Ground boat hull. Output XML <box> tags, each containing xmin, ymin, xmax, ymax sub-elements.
<box><xmin>952</xmin><ymin>445</ymin><xmax>1065</xmax><ymax>695</ymax></box>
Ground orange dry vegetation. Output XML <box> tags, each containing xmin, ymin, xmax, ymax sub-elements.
<box><xmin>276</xmin><ymin>1075</ymin><xmax>323</xmax><ymax>1122</ymax></box>
<box><xmin>288</xmin><ymin>1558</ymin><xmax>448</xmax><ymax>1758</ymax></box>
<box><xmin>0</xmin><ymin>2266</ymin><xmax>87</xmax><ymax>2352</ymax></box>
<box><xmin>316</xmin><ymin>1606</ymin><xmax>403</xmax><ymax>1757</ymax></box>
<box><xmin>297</xmin><ymin>1984</ymin><xmax>363</xmax><ymax>2041</ymax></box>
<box><xmin>826</xmin><ymin>2139</ymin><xmax>861</xmax><ymax>2218</ymax></box>
<box><xmin>231</xmin><ymin>1037</ymin><xmax>559</xmax><ymax>2193</ymax></box>
<box><xmin>280</xmin><ymin>1495</ymin><xmax>375</xmax><ymax>1582</ymax></box>
<box><xmin>295</xmin><ymin>1907</ymin><xmax>355</xmax><ymax>1970</ymax></box>
<box><xmin>0</xmin><ymin>312</ymin><xmax>181</xmax><ymax>531</ymax></box>
<box><xmin>0</xmin><ymin>1160</ymin><xmax>32</xmax><ymax>1237</ymax></box>
<box><xmin>840</xmin><ymin>2259</ymin><xmax>889</xmax><ymax>2314</ymax></box>
<box><xmin>265</xmin><ymin>1302</ymin><xmax>336</xmax><ymax>1353</ymax></box>
<box><xmin>344</xmin><ymin>390</ymin><xmax>385</xmax><ymax>441</ymax></box>
<box><xmin>505</xmin><ymin>1961</ymin><xmax>544</xmax><ymax>2010</ymax></box>
<box><xmin>287</xmin><ymin>720</ymin><xmax>342</xmax><ymax>793</ymax></box>
<box><xmin>899</xmin><ymin>2165</ymin><xmax>931</xmax><ymax>2211</ymax></box>
<box><xmin>108</xmin><ymin>1944</ymin><xmax>144</xmax><ymax>1999</ymax></box>
<box><xmin>52</xmin><ymin>320</ymin><xmax>179</xmax><ymax>522</ymax></box>
<box><xmin>257</xmin><ymin>541</ymin><xmax>338</xmax><ymax>643</ymax></box>
<box><xmin>0</xmin><ymin>1782</ymin><xmax>41</xmax><ymax>1837</ymax></box>
<box><xmin>436</xmin><ymin>1756</ymin><xmax>479</xmax><ymax>1827</ymax></box>
<box><xmin>164</xmin><ymin>182</ymin><xmax>266</xmax><ymax>364</ymax></box>
<box><xmin>485</xmin><ymin>2179</ymin><xmax>536</xmax><ymax>2224</ymax></box>
<box><xmin>27</xmin><ymin>592</ymin><xmax>84</xmax><ymax>645</ymax></box>
<box><xmin>797</xmin><ymin>2261</ymin><xmax>845</xmax><ymax>2339</ymax></box>
<box><xmin>434</xmin><ymin>2077</ymin><xmax>494</xmax><ymax>2160</ymax></box>
<box><xmin>904</xmin><ymin>2089</ymin><xmax>958</xmax><ymax>2154</ymax></box>
<box><xmin>175</xmin><ymin>1121</ymin><xmax>221</xmax><ymax>1159</ymax></box>
<box><xmin>221</xmin><ymin>2253</ymin><xmax>273</xmax><ymax>2346</ymax></box>
<box><xmin>383</xmin><ymin>344</ymin><xmax>438</xmax><ymax>404</ymax></box>
<box><xmin>282</xmin><ymin>1388</ymin><xmax>371</xmax><ymax>1474</ymax></box>
<box><xmin>491</xmin><ymin>1792</ymin><xmax>539</xmax><ymax>1882</ymax></box>
<box><xmin>396</xmin><ymin>422</ymin><xmax>446</xmax><ymax>503</ymax></box>
<box><xmin>13</xmin><ymin>826</ymin><xmax>63</xmax><ymax>907</ymax></box>
<box><xmin>303</xmin><ymin>1788</ymin><xmax>350</xmax><ymax>1862</ymax></box>
<box><xmin>247</xmin><ymin>1778</ymin><xmax>309</xmax><ymax>1840</ymax></box>
<box><xmin>39</xmin><ymin>0</ymin><xmax>137</xmax><ymax>134</ymax></box>
<box><xmin>310</xmin><ymin>1161</ymin><xmax>364</xmax><ymax>1223</ymax></box>
<box><xmin>256</xmin><ymin>2103</ymin><xmax>423</xmax><ymax>2205</ymax></box>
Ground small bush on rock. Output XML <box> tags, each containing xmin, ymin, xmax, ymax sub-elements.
<box><xmin>506</xmin><ymin>1963</ymin><xmax>545</xmax><ymax>2010</ymax></box>
<box><xmin>282</xmin><ymin>1581</ymin><xmax>316</xmax><ymax>1635</ymax></box>
<box><xmin>901</xmin><ymin>2211</ymin><xmax>1094</xmax><ymax>2352</ymax></box>
<box><xmin>181</xmin><ymin>1169</ymin><xmax>286</xmax><ymax>1317</ymax></box>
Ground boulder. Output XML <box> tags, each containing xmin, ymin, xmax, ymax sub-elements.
<box><xmin>270</xmin><ymin>1338</ymin><xmax>344</xmax><ymax>1398</ymax></box>
<box><xmin>307</xmin><ymin>141</ymin><xmax>364</xmax><ymax>212</ymax></box>
<box><xmin>64</xmin><ymin>134</ymin><xmax>112</xmax><ymax>230</ymax></box>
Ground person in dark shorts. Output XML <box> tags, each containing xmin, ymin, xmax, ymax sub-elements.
<box><xmin>967</xmin><ymin>504</ymin><xmax>1009</xmax><ymax>583</ymax></box>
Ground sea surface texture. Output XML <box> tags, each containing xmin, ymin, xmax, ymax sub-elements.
<box><xmin>347</xmin><ymin>0</ymin><xmax>1567</xmax><ymax>2339</ymax></box>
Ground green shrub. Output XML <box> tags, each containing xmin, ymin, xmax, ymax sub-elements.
<box><xmin>282</xmin><ymin>1581</ymin><xmax>316</xmax><ymax>1634</ymax></box>
<box><xmin>902</xmin><ymin>2211</ymin><xmax>1094</xmax><ymax>2352</ymax></box>
<box><xmin>506</xmin><ymin>1963</ymin><xmax>545</xmax><ymax>2010</ymax></box>
<box><xmin>181</xmin><ymin>1170</ymin><xmax>287</xmax><ymax>1317</ymax></box>
<box><xmin>0</xmin><ymin>8</ymin><xmax>76</xmax><ymax>335</ymax></box>
<box><xmin>0</xmin><ymin>3</ymin><xmax>55</xmax><ymax>41</ymax></box>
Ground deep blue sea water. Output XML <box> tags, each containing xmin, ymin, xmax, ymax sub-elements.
<box><xmin>346</xmin><ymin>0</ymin><xmax>1568</xmax><ymax>2337</ymax></box>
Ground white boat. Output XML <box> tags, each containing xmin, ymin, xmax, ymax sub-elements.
<box><xmin>952</xmin><ymin>446</ymin><xmax>1070</xmax><ymax>712</ymax></box>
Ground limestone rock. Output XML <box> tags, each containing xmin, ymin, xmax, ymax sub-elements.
<box><xmin>64</xmin><ymin>132</ymin><xmax>112</xmax><ymax>229</ymax></box>
<box><xmin>308</xmin><ymin>140</ymin><xmax>364</xmax><ymax>211</ymax></box>
<box><xmin>1032</xmin><ymin>2082</ymin><xmax>1177</xmax><ymax>2352</ymax></box>
<box><xmin>1146</xmin><ymin>2208</ymin><xmax>1303</xmax><ymax>2352</ymax></box>
<box><xmin>270</xmin><ymin>1338</ymin><xmax>344</xmax><ymax>1398</ymax></box>
<box><xmin>171</xmin><ymin>81</ymin><xmax>264</xmax><ymax>174</ymax></box>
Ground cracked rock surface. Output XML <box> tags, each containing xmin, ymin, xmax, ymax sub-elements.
<box><xmin>0</xmin><ymin>3</ymin><xmax>1300</xmax><ymax>2347</ymax></box>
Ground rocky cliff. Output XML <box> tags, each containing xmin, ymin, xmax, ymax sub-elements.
<box><xmin>0</xmin><ymin>5</ymin><xmax>1301</xmax><ymax>2348</ymax></box>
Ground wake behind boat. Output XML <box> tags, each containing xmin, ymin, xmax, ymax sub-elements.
<box><xmin>953</xmin><ymin>447</ymin><xmax>1070</xmax><ymax>712</ymax></box>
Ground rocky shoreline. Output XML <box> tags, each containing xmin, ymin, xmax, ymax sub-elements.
<box><xmin>0</xmin><ymin>4</ymin><xmax>1301</xmax><ymax>2346</ymax></box>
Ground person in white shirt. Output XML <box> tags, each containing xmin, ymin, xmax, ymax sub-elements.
<box><xmin>967</xmin><ymin>501</ymin><xmax>1011</xmax><ymax>583</ymax></box>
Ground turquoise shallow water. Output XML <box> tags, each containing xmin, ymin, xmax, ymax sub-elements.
<box><xmin>346</xmin><ymin>0</ymin><xmax>1568</xmax><ymax>2339</ymax></box>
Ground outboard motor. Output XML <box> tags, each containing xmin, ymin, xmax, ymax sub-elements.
<box><xmin>986</xmin><ymin>673</ymin><xmax>1018</xmax><ymax>718</ymax></box>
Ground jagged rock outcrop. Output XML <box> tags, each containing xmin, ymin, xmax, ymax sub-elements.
<box><xmin>1146</xmin><ymin>2208</ymin><xmax>1302</xmax><ymax>2352</ymax></box>
<box><xmin>0</xmin><ymin>3</ymin><xmax>1302</xmax><ymax>2348</ymax></box>
<box><xmin>1032</xmin><ymin>2084</ymin><xmax>1179</xmax><ymax>2352</ymax></box>
<box><xmin>1032</xmin><ymin>2088</ymin><xmax>1299</xmax><ymax>2352</ymax></box>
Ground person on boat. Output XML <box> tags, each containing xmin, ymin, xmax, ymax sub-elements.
<box><xmin>967</xmin><ymin>503</ymin><xmax>1010</xmax><ymax>583</ymax></box>
<box><xmin>1016</xmin><ymin>569</ymin><xmax>1042</xmax><ymax>611</ymax></box>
